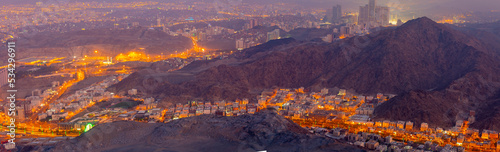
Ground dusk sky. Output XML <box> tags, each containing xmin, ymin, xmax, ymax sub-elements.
<box><xmin>312</xmin><ymin>0</ymin><xmax>500</xmax><ymax>12</ymax></box>
<box><xmin>0</xmin><ymin>0</ymin><xmax>496</xmax><ymax>23</ymax></box>
<box><xmin>1</xmin><ymin>0</ymin><xmax>499</xmax><ymax>12</ymax></box>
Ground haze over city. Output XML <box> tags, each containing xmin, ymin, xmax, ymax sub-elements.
<box><xmin>0</xmin><ymin>0</ymin><xmax>499</xmax><ymax>151</ymax></box>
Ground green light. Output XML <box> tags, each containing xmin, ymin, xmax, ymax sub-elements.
<box><xmin>84</xmin><ymin>123</ymin><xmax>93</xmax><ymax>132</ymax></box>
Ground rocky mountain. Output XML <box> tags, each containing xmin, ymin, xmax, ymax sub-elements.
<box><xmin>371</xmin><ymin>18</ymin><xmax>500</xmax><ymax>128</ymax></box>
<box><xmin>49</xmin><ymin>110</ymin><xmax>362</xmax><ymax>152</ymax></box>
<box><xmin>110</xmin><ymin>17</ymin><xmax>500</xmax><ymax>130</ymax></box>
<box><xmin>107</xmin><ymin>37</ymin><xmax>301</xmax><ymax>103</ymax></box>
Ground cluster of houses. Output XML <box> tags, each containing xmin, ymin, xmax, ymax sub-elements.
<box><xmin>3</xmin><ymin>81</ymin><xmax>62</xmax><ymax>122</ymax></box>
<box><xmin>357</xmin><ymin>119</ymin><xmax>500</xmax><ymax>150</ymax></box>
<box><xmin>312</xmin><ymin>126</ymin><xmax>467</xmax><ymax>152</ymax></box>
<box><xmin>309</xmin><ymin>125</ymin><xmax>500</xmax><ymax>151</ymax></box>
<box><xmin>117</xmin><ymin>108</ymin><xmax>164</xmax><ymax>123</ymax></box>
<box><xmin>15</xmin><ymin>82</ymin><xmax>499</xmax><ymax>152</ymax></box>
<box><xmin>257</xmin><ymin>88</ymin><xmax>393</xmax><ymax>122</ymax></box>
<box><xmin>163</xmin><ymin>99</ymin><xmax>259</xmax><ymax>122</ymax></box>
<box><xmin>39</xmin><ymin>74</ymin><xmax>127</xmax><ymax>122</ymax></box>
<box><xmin>256</xmin><ymin>87</ymin><xmax>500</xmax><ymax>151</ymax></box>
<box><xmin>154</xmin><ymin>87</ymin><xmax>393</xmax><ymax>127</ymax></box>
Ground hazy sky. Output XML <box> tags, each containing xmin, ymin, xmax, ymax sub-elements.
<box><xmin>315</xmin><ymin>0</ymin><xmax>500</xmax><ymax>12</ymax></box>
<box><xmin>446</xmin><ymin>0</ymin><xmax>500</xmax><ymax>11</ymax></box>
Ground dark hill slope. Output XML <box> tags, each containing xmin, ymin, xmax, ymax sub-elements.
<box><xmin>111</xmin><ymin>17</ymin><xmax>500</xmax><ymax>130</ymax></box>
<box><xmin>51</xmin><ymin>110</ymin><xmax>363</xmax><ymax>152</ymax></box>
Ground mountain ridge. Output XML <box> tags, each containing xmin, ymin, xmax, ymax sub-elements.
<box><xmin>50</xmin><ymin>110</ymin><xmax>363</xmax><ymax>152</ymax></box>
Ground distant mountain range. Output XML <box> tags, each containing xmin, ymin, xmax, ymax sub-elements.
<box><xmin>49</xmin><ymin>109</ymin><xmax>362</xmax><ymax>152</ymax></box>
<box><xmin>111</xmin><ymin>17</ymin><xmax>500</xmax><ymax>130</ymax></box>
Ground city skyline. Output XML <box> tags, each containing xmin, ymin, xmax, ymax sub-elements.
<box><xmin>0</xmin><ymin>0</ymin><xmax>499</xmax><ymax>151</ymax></box>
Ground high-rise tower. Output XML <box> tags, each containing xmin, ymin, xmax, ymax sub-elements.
<box><xmin>332</xmin><ymin>5</ymin><xmax>342</xmax><ymax>23</ymax></box>
<box><xmin>369</xmin><ymin>0</ymin><xmax>376</xmax><ymax>22</ymax></box>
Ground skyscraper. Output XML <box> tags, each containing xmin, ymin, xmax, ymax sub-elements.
<box><xmin>325</xmin><ymin>5</ymin><xmax>342</xmax><ymax>23</ymax></box>
<box><xmin>358</xmin><ymin>5</ymin><xmax>370</xmax><ymax>24</ymax></box>
<box><xmin>369</xmin><ymin>0</ymin><xmax>376</xmax><ymax>22</ymax></box>
<box><xmin>157</xmin><ymin>18</ymin><xmax>162</xmax><ymax>27</ymax></box>
<box><xmin>332</xmin><ymin>5</ymin><xmax>342</xmax><ymax>23</ymax></box>
<box><xmin>249</xmin><ymin>19</ymin><xmax>260</xmax><ymax>29</ymax></box>
<box><xmin>325</xmin><ymin>8</ymin><xmax>332</xmax><ymax>22</ymax></box>
<box><xmin>0</xmin><ymin>68</ymin><xmax>8</xmax><ymax>87</ymax></box>
<box><xmin>17</xmin><ymin>104</ymin><xmax>26</xmax><ymax>121</ymax></box>
<box><xmin>236</xmin><ymin>38</ymin><xmax>246</xmax><ymax>50</ymax></box>
<box><xmin>376</xmin><ymin>6</ymin><xmax>390</xmax><ymax>25</ymax></box>
<box><xmin>358</xmin><ymin>0</ymin><xmax>389</xmax><ymax>26</ymax></box>
<box><xmin>267</xmin><ymin>29</ymin><xmax>280</xmax><ymax>42</ymax></box>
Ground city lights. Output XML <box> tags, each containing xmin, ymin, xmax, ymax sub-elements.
<box><xmin>0</xmin><ymin>0</ymin><xmax>499</xmax><ymax>151</ymax></box>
